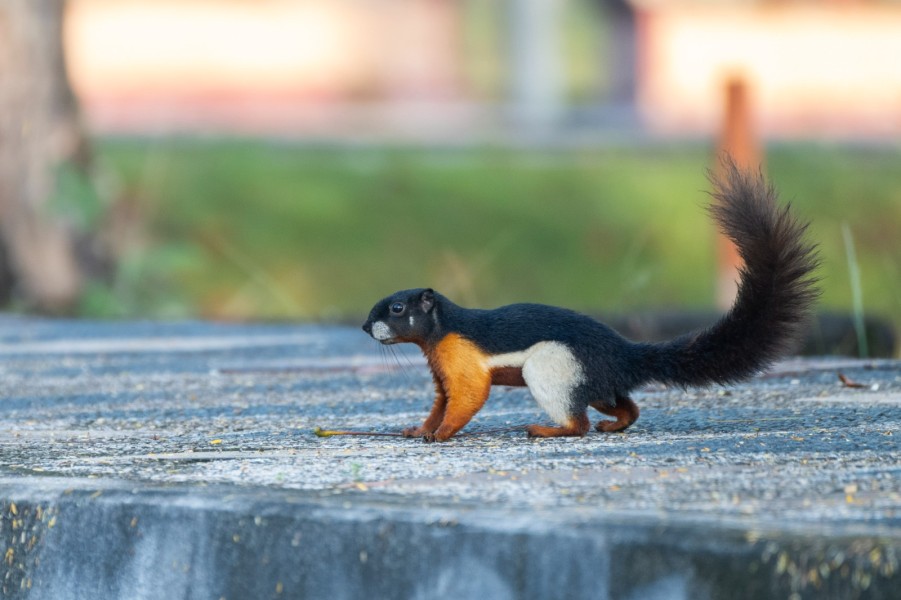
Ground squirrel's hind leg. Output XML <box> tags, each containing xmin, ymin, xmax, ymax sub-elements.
<box><xmin>526</xmin><ymin>412</ymin><xmax>590</xmax><ymax>438</ymax></box>
<box><xmin>521</xmin><ymin>342</ymin><xmax>586</xmax><ymax>438</ymax></box>
<box><xmin>591</xmin><ymin>394</ymin><xmax>639</xmax><ymax>432</ymax></box>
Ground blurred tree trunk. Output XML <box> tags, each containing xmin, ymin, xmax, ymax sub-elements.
<box><xmin>0</xmin><ymin>0</ymin><xmax>100</xmax><ymax>313</ymax></box>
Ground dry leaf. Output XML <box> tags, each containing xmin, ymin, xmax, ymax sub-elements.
<box><xmin>838</xmin><ymin>373</ymin><xmax>867</xmax><ymax>389</ymax></box>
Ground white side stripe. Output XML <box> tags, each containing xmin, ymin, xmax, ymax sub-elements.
<box><xmin>486</xmin><ymin>349</ymin><xmax>531</xmax><ymax>369</ymax></box>
<box><xmin>487</xmin><ymin>342</ymin><xmax>584</xmax><ymax>426</ymax></box>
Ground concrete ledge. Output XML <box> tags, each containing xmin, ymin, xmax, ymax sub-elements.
<box><xmin>4</xmin><ymin>479</ymin><xmax>899</xmax><ymax>600</ymax></box>
<box><xmin>0</xmin><ymin>317</ymin><xmax>899</xmax><ymax>598</ymax></box>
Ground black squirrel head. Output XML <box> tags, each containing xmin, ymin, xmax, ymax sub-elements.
<box><xmin>362</xmin><ymin>288</ymin><xmax>439</xmax><ymax>345</ymax></box>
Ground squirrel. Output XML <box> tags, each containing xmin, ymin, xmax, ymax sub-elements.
<box><xmin>362</xmin><ymin>159</ymin><xmax>819</xmax><ymax>442</ymax></box>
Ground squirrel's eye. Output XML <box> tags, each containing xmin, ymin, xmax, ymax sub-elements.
<box><xmin>390</xmin><ymin>302</ymin><xmax>405</xmax><ymax>315</ymax></box>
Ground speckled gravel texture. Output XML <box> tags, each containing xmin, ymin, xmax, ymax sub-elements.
<box><xmin>1</xmin><ymin>315</ymin><xmax>898</xmax><ymax>533</ymax></box>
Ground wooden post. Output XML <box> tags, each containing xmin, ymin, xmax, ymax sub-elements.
<box><xmin>715</xmin><ymin>76</ymin><xmax>761</xmax><ymax>309</ymax></box>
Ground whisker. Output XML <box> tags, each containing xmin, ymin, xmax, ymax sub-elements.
<box><xmin>399</xmin><ymin>347</ymin><xmax>418</xmax><ymax>371</ymax></box>
<box><xmin>388</xmin><ymin>345</ymin><xmax>413</xmax><ymax>382</ymax></box>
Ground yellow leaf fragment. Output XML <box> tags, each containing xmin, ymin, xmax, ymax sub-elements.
<box><xmin>869</xmin><ymin>547</ymin><xmax>882</xmax><ymax>566</ymax></box>
<box><xmin>776</xmin><ymin>552</ymin><xmax>789</xmax><ymax>574</ymax></box>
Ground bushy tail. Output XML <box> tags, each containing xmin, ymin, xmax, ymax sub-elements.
<box><xmin>642</xmin><ymin>158</ymin><xmax>820</xmax><ymax>387</ymax></box>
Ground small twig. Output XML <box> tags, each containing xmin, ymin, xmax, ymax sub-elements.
<box><xmin>838</xmin><ymin>373</ymin><xmax>867</xmax><ymax>389</ymax></box>
<box><xmin>710</xmin><ymin>416</ymin><xmax>800</xmax><ymax>423</ymax></box>
<box><xmin>313</xmin><ymin>427</ymin><xmax>404</xmax><ymax>438</ymax></box>
<box><xmin>221</xmin><ymin>364</ymin><xmax>404</xmax><ymax>375</ymax></box>
<box><xmin>312</xmin><ymin>425</ymin><xmax>527</xmax><ymax>439</ymax></box>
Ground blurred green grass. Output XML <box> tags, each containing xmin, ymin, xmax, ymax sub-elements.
<box><xmin>89</xmin><ymin>140</ymin><xmax>900</xmax><ymax>336</ymax></box>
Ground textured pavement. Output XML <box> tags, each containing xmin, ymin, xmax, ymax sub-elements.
<box><xmin>0</xmin><ymin>315</ymin><xmax>899</xmax><ymax>599</ymax></box>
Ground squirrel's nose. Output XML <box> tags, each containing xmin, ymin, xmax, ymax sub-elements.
<box><xmin>362</xmin><ymin>321</ymin><xmax>372</xmax><ymax>334</ymax></box>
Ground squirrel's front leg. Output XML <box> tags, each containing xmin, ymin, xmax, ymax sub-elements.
<box><xmin>414</xmin><ymin>333</ymin><xmax>492</xmax><ymax>442</ymax></box>
<box><xmin>428</xmin><ymin>366</ymin><xmax>491</xmax><ymax>442</ymax></box>
<box><xmin>403</xmin><ymin>374</ymin><xmax>446</xmax><ymax>438</ymax></box>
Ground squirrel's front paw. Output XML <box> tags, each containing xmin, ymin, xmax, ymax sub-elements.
<box><xmin>403</xmin><ymin>426</ymin><xmax>449</xmax><ymax>442</ymax></box>
<box><xmin>403</xmin><ymin>426</ymin><xmax>429</xmax><ymax>438</ymax></box>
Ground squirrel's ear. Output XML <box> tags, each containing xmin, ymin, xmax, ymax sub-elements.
<box><xmin>420</xmin><ymin>289</ymin><xmax>435</xmax><ymax>313</ymax></box>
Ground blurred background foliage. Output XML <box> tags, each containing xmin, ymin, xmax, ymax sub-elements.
<box><xmin>0</xmin><ymin>0</ymin><xmax>898</xmax><ymax>355</ymax></box>
<box><xmin>85</xmin><ymin>141</ymin><xmax>900</xmax><ymax>335</ymax></box>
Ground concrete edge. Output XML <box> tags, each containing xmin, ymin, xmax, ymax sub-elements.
<box><xmin>2</xmin><ymin>478</ymin><xmax>899</xmax><ymax>599</ymax></box>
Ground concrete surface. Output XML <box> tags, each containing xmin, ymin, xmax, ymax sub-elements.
<box><xmin>0</xmin><ymin>315</ymin><xmax>899</xmax><ymax>599</ymax></box>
